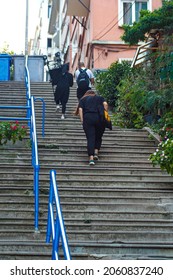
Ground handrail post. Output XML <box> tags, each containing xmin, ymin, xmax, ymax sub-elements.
<box><xmin>46</xmin><ymin>173</ymin><xmax>54</xmax><ymax>243</ymax></box>
<box><xmin>46</xmin><ymin>169</ymin><xmax>71</xmax><ymax>260</ymax></box>
<box><xmin>34</xmin><ymin>97</ymin><xmax>45</xmax><ymax>137</ymax></box>
<box><xmin>25</xmin><ymin>59</ymin><xmax>41</xmax><ymax>231</ymax></box>
<box><xmin>53</xmin><ymin>216</ymin><xmax>60</xmax><ymax>260</ymax></box>
<box><xmin>27</xmin><ymin>97</ymin><xmax>31</xmax><ymax>133</ymax></box>
<box><xmin>30</xmin><ymin>96</ymin><xmax>40</xmax><ymax>231</ymax></box>
<box><xmin>25</xmin><ymin>58</ymin><xmax>32</xmax><ymax>136</ymax></box>
<box><xmin>34</xmin><ymin>165</ymin><xmax>40</xmax><ymax>231</ymax></box>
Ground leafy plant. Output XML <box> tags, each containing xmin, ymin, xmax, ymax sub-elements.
<box><xmin>149</xmin><ymin>139</ymin><xmax>173</xmax><ymax>176</ymax></box>
<box><xmin>149</xmin><ymin>112</ymin><xmax>173</xmax><ymax>176</ymax></box>
<box><xmin>114</xmin><ymin>66</ymin><xmax>160</xmax><ymax>128</ymax></box>
<box><xmin>0</xmin><ymin>121</ymin><xmax>27</xmax><ymax>145</ymax></box>
<box><xmin>112</xmin><ymin>46</ymin><xmax>173</xmax><ymax>128</ymax></box>
<box><xmin>95</xmin><ymin>61</ymin><xmax>131</xmax><ymax>108</ymax></box>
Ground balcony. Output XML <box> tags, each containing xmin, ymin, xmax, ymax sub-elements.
<box><xmin>66</xmin><ymin>0</ymin><xmax>90</xmax><ymax>17</ymax></box>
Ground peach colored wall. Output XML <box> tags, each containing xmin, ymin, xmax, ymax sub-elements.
<box><xmin>71</xmin><ymin>0</ymin><xmax>163</xmax><ymax>71</ymax></box>
<box><xmin>88</xmin><ymin>0</ymin><xmax>163</xmax><ymax>69</ymax></box>
<box><xmin>92</xmin><ymin>47</ymin><xmax>137</xmax><ymax>69</ymax></box>
<box><xmin>90</xmin><ymin>0</ymin><xmax>163</xmax><ymax>43</ymax></box>
<box><xmin>90</xmin><ymin>0</ymin><xmax>121</xmax><ymax>41</ymax></box>
<box><xmin>152</xmin><ymin>0</ymin><xmax>162</xmax><ymax>10</ymax></box>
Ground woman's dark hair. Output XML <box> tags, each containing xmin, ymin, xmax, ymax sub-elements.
<box><xmin>82</xmin><ymin>90</ymin><xmax>96</xmax><ymax>98</ymax></box>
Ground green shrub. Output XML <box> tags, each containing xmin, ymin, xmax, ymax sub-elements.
<box><xmin>95</xmin><ymin>61</ymin><xmax>131</xmax><ymax>108</ymax></box>
<box><xmin>149</xmin><ymin>112</ymin><xmax>173</xmax><ymax>175</ymax></box>
<box><xmin>121</xmin><ymin>1</ymin><xmax>173</xmax><ymax>45</ymax></box>
<box><xmin>149</xmin><ymin>138</ymin><xmax>173</xmax><ymax>176</ymax></box>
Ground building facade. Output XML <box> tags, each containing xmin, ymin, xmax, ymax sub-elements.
<box><xmin>34</xmin><ymin>0</ymin><xmax>163</xmax><ymax>74</ymax></box>
<box><xmin>30</xmin><ymin>0</ymin><xmax>52</xmax><ymax>57</ymax></box>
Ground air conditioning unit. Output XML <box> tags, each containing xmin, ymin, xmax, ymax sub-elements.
<box><xmin>118</xmin><ymin>58</ymin><xmax>133</xmax><ymax>64</ymax></box>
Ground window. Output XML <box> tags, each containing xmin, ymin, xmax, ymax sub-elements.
<box><xmin>135</xmin><ymin>2</ymin><xmax>148</xmax><ymax>22</ymax></box>
<box><xmin>47</xmin><ymin>38</ymin><xmax>52</xmax><ymax>48</ymax></box>
<box><xmin>48</xmin><ymin>4</ymin><xmax>51</xmax><ymax>18</ymax></box>
<box><xmin>123</xmin><ymin>2</ymin><xmax>132</xmax><ymax>25</ymax></box>
<box><xmin>119</xmin><ymin>0</ymin><xmax>150</xmax><ymax>25</ymax></box>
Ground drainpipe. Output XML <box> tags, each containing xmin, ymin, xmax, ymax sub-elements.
<box><xmin>25</xmin><ymin>0</ymin><xmax>29</xmax><ymax>55</ymax></box>
<box><xmin>69</xmin><ymin>16</ymin><xmax>73</xmax><ymax>72</ymax></box>
<box><xmin>58</xmin><ymin>0</ymin><xmax>62</xmax><ymax>53</ymax></box>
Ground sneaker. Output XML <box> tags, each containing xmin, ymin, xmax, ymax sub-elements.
<box><xmin>93</xmin><ymin>154</ymin><xmax>99</xmax><ymax>160</ymax></box>
<box><xmin>61</xmin><ymin>114</ymin><xmax>65</xmax><ymax>120</ymax></box>
<box><xmin>89</xmin><ymin>160</ymin><xmax>95</xmax><ymax>166</ymax></box>
<box><xmin>55</xmin><ymin>105</ymin><xmax>60</xmax><ymax>112</ymax></box>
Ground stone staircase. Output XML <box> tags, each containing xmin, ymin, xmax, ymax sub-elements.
<box><xmin>1</xmin><ymin>81</ymin><xmax>173</xmax><ymax>260</ymax></box>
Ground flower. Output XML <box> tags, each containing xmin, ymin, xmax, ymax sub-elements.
<box><xmin>149</xmin><ymin>138</ymin><xmax>173</xmax><ymax>176</ymax></box>
<box><xmin>149</xmin><ymin>112</ymin><xmax>173</xmax><ymax>176</ymax></box>
<box><xmin>0</xmin><ymin>121</ymin><xmax>27</xmax><ymax>145</ymax></box>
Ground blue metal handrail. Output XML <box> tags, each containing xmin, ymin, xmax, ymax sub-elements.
<box><xmin>30</xmin><ymin>95</ymin><xmax>40</xmax><ymax>231</ymax></box>
<box><xmin>0</xmin><ymin>106</ymin><xmax>30</xmax><ymax>121</ymax></box>
<box><xmin>0</xmin><ymin>56</ymin><xmax>45</xmax><ymax>231</ymax></box>
<box><xmin>24</xmin><ymin>57</ymin><xmax>42</xmax><ymax>231</ymax></box>
<box><xmin>0</xmin><ymin>102</ymin><xmax>39</xmax><ymax>230</ymax></box>
<box><xmin>46</xmin><ymin>170</ymin><xmax>71</xmax><ymax>260</ymax></box>
<box><xmin>25</xmin><ymin>56</ymin><xmax>31</xmax><ymax>130</ymax></box>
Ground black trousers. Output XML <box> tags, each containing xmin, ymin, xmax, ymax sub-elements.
<box><xmin>83</xmin><ymin>113</ymin><xmax>105</xmax><ymax>156</ymax></box>
<box><xmin>54</xmin><ymin>86</ymin><xmax>70</xmax><ymax>114</ymax></box>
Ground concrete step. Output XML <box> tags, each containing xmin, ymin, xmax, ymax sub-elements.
<box><xmin>0</xmin><ymin>198</ymin><xmax>171</xmax><ymax>210</ymax></box>
<box><xmin>0</xmin><ymin>175</ymin><xmax>172</xmax><ymax>187</ymax></box>
<box><xmin>0</xmin><ymin>146</ymin><xmax>158</xmax><ymax>155</ymax></box>
<box><xmin>1</xmin><ymin>81</ymin><xmax>173</xmax><ymax>260</ymax></box>
<box><xmin>1</xmin><ymin>193</ymin><xmax>173</xmax><ymax>205</ymax></box>
<box><xmin>0</xmin><ymin>207</ymin><xmax>172</xmax><ymax>220</ymax></box>
<box><xmin>0</xmin><ymin>164</ymin><xmax>171</xmax><ymax>177</ymax></box>
<box><xmin>1</xmin><ymin>180</ymin><xmax>173</xmax><ymax>190</ymax></box>
<box><xmin>0</xmin><ymin>226</ymin><xmax>173</xmax><ymax>242</ymax></box>
<box><xmin>1</xmin><ymin>185</ymin><xmax>173</xmax><ymax>198</ymax></box>
<box><xmin>1</xmin><ymin>179</ymin><xmax>173</xmax><ymax>188</ymax></box>
<box><xmin>1</xmin><ymin>220</ymin><xmax>173</xmax><ymax>232</ymax></box>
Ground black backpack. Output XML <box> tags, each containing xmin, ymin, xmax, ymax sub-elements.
<box><xmin>77</xmin><ymin>68</ymin><xmax>90</xmax><ymax>89</ymax></box>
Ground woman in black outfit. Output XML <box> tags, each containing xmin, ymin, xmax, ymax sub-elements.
<box><xmin>78</xmin><ymin>90</ymin><xmax>108</xmax><ymax>165</ymax></box>
<box><xmin>54</xmin><ymin>63</ymin><xmax>73</xmax><ymax>119</ymax></box>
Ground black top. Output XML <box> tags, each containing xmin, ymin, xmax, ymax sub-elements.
<box><xmin>79</xmin><ymin>95</ymin><xmax>105</xmax><ymax>114</ymax></box>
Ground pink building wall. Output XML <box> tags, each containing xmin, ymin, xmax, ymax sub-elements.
<box><xmin>90</xmin><ymin>0</ymin><xmax>119</xmax><ymax>41</ymax></box>
<box><xmin>68</xmin><ymin>0</ymin><xmax>163</xmax><ymax>72</ymax></box>
<box><xmin>152</xmin><ymin>0</ymin><xmax>162</xmax><ymax>10</ymax></box>
<box><xmin>90</xmin><ymin>0</ymin><xmax>162</xmax><ymax>41</ymax></box>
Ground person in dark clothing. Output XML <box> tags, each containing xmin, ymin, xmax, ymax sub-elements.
<box><xmin>78</xmin><ymin>90</ymin><xmax>108</xmax><ymax>165</ymax></box>
<box><xmin>75</xmin><ymin>62</ymin><xmax>94</xmax><ymax>100</ymax></box>
<box><xmin>54</xmin><ymin>63</ymin><xmax>73</xmax><ymax>119</ymax></box>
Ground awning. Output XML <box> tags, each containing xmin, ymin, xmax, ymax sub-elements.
<box><xmin>67</xmin><ymin>0</ymin><xmax>90</xmax><ymax>17</ymax></box>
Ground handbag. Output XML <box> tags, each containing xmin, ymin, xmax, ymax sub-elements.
<box><xmin>104</xmin><ymin>110</ymin><xmax>112</xmax><ymax>130</ymax></box>
<box><xmin>98</xmin><ymin>104</ymin><xmax>112</xmax><ymax>130</ymax></box>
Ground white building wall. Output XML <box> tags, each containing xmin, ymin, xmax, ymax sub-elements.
<box><xmin>39</xmin><ymin>0</ymin><xmax>50</xmax><ymax>55</ymax></box>
<box><xmin>31</xmin><ymin>0</ymin><xmax>52</xmax><ymax>56</ymax></box>
<box><xmin>30</xmin><ymin>0</ymin><xmax>54</xmax><ymax>80</ymax></box>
